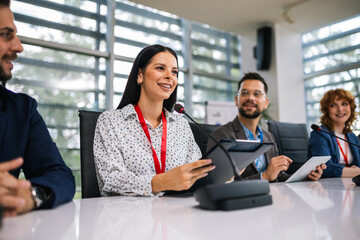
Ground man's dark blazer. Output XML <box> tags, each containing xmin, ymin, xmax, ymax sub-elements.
<box><xmin>207</xmin><ymin>117</ymin><xmax>290</xmax><ymax>182</ymax></box>
<box><xmin>308</xmin><ymin>125</ymin><xmax>360</xmax><ymax>178</ymax></box>
<box><xmin>0</xmin><ymin>85</ymin><xmax>75</xmax><ymax>208</ymax></box>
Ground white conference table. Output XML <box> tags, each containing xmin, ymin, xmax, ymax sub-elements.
<box><xmin>1</xmin><ymin>178</ymin><xmax>359</xmax><ymax>240</ymax></box>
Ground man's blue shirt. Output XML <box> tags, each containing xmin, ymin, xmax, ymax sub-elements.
<box><xmin>239</xmin><ymin>120</ymin><xmax>267</xmax><ymax>174</ymax></box>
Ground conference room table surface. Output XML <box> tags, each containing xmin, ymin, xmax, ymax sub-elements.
<box><xmin>1</xmin><ymin>178</ymin><xmax>359</xmax><ymax>240</ymax></box>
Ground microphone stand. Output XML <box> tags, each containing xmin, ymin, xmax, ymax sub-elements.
<box><xmin>175</xmin><ymin>104</ymin><xmax>272</xmax><ymax>210</ymax></box>
<box><xmin>311</xmin><ymin>124</ymin><xmax>360</xmax><ymax>148</ymax></box>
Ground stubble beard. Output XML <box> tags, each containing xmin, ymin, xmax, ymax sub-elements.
<box><xmin>239</xmin><ymin>101</ymin><xmax>262</xmax><ymax>119</ymax></box>
<box><xmin>0</xmin><ymin>64</ymin><xmax>12</xmax><ymax>82</ymax></box>
<box><xmin>0</xmin><ymin>53</ymin><xmax>17</xmax><ymax>82</ymax></box>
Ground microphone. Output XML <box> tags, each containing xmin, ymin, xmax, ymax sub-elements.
<box><xmin>174</xmin><ymin>103</ymin><xmax>272</xmax><ymax>210</ymax></box>
<box><xmin>174</xmin><ymin>103</ymin><xmax>242</xmax><ymax>180</ymax></box>
<box><xmin>311</xmin><ymin>124</ymin><xmax>360</xmax><ymax>148</ymax></box>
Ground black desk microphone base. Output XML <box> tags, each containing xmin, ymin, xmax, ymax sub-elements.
<box><xmin>194</xmin><ymin>180</ymin><xmax>272</xmax><ymax>210</ymax></box>
<box><xmin>219</xmin><ymin>194</ymin><xmax>272</xmax><ymax>210</ymax></box>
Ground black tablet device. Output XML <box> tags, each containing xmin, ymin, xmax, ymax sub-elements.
<box><xmin>199</xmin><ymin>139</ymin><xmax>273</xmax><ymax>185</ymax></box>
<box><xmin>165</xmin><ymin>139</ymin><xmax>273</xmax><ymax>195</ymax></box>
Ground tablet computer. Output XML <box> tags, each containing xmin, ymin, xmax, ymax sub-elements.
<box><xmin>285</xmin><ymin>156</ymin><xmax>330</xmax><ymax>183</ymax></box>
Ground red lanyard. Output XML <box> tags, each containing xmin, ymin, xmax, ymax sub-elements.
<box><xmin>336</xmin><ymin>136</ymin><xmax>349</xmax><ymax>166</ymax></box>
<box><xmin>134</xmin><ymin>104</ymin><xmax>167</xmax><ymax>174</ymax></box>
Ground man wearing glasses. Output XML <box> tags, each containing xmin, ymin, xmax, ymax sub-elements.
<box><xmin>207</xmin><ymin>72</ymin><xmax>325</xmax><ymax>182</ymax></box>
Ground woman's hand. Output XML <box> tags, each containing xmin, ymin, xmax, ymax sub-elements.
<box><xmin>307</xmin><ymin>163</ymin><xmax>327</xmax><ymax>181</ymax></box>
<box><xmin>342</xmin><ymin>165</ymin><xmax>360</xmax><ymax>177</ymax></box>
<box><xmin>151</xmin><ymin>159</ymin><xmax>215</xmax><ymax>193</ymax></box>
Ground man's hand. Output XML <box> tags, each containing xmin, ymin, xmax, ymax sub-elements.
<box><xmin>262</xmin><ymin>155</ymin><xmax>292</xmax><ymax>181</ymax></box>
<box><xmin>307</xmin><ymin>163</ymin><xmax>327</xmax><ymax>181</ymax></box>
<box><xmin>0</xmin><ymin>157</ymin><xmax>35</xmax><ymax>217</ymax></box>
<box><xmin>152</xmin><ymin>159</ymin><xmax>215</xmax><ymax>193</ymax></box>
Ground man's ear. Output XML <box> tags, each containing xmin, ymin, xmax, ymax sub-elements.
<box><xmin>264</xmin><ymin>97</ymin><xmax>269</xmax><ymax>109</ymax></box>
<box><xmin>235</xmin><ymin>95</ymin><xmax>239</xmax><ymax>107</ymax></box>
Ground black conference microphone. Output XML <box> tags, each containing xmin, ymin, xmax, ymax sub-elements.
<box><xmin>174</xmin><ymin>103</ymin><xmax>272</xmax><ymax>210</ymax></box>
<box><xmin>311</xmin><ymin>124</ymin><xmax>360</xmax><ymax>148</ymax></box>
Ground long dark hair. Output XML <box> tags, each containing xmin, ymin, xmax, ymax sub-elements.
<box><xmin>117</xmin><ymin>44</ymin><xmax>178</xmax><ymax>111</ymax></box>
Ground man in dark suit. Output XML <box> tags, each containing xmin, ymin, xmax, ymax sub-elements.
<box><xmin>0</xmin><ymin>0</ymin><xmax>75</xmax><ymax>216</ymax></box>
<box><xmin>207</xmin><ymin>72</ymin><xmax>325</xmax><ymax>182</ymax></box>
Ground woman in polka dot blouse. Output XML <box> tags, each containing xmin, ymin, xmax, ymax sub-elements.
<box><xmin>94</xmin><ymin>44</ymin><xmax>215</xmax><ymax>196</ymax></box>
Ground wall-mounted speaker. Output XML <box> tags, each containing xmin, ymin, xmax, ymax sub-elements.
<box><xmin>253</xmin><ymin>26</ymin><xmax>272</xmax><ymax>70</ymax></box>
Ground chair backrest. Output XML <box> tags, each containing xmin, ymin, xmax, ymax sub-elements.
<box><xmin>189</xmin><ymin>123</ymin><xmax>218</xmax><ymax>155</ymax></box>
<box><xmin>267</xmin><ymin>120</ymin><xmax>309</xmax><ymax>174</ymax></box>
<box><xmin>78</xmin><ymin>110</ymin><xmax>102</xmax><ymax>198</ymax></box>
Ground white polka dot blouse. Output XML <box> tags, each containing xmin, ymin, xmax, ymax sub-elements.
<box><xmin>93</xmin><ymin>104</ymin><xmax>202</xmax><ymax>196</ymax></box>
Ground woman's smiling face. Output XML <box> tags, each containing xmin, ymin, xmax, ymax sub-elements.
<box><xmin>138</xmin><ymin>51</ymin><xmax>178</xmax><ymax>102</ymax></box>
<box><xmin>328</xmin><ymin>96</ymin><xmax>351</xmax><ymax>127</ymax></box>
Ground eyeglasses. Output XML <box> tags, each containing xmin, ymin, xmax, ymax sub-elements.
<box><xmin>238</xmin><ymin>89</ymin><xmax>265</xmax><ymax>98</ymax></box>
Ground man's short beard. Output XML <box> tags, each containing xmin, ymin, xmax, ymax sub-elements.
<box><xmin>0</xmin><ymin>53</ymin><xmax>17</xmax><ymax>82</ymax></box>
<box><xmin>0</xmin><ymin>65</ymin><xmax>12</xmax><ymax>82</ymax></box>
<box><xmin>239</xmin><ymin>108</ymin><xmax>262</xmax><ymax>119</ymax></box>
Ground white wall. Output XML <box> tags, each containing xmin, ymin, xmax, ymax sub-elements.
<box><xmin>241</xmin><ymin>23</ymin><xmax>306</xmax><ymax>123</ymax></box>
<box><xmin>274</xmin><ymin>23</ymin><xmax>306</xmax><ymax>123</ymax></box>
